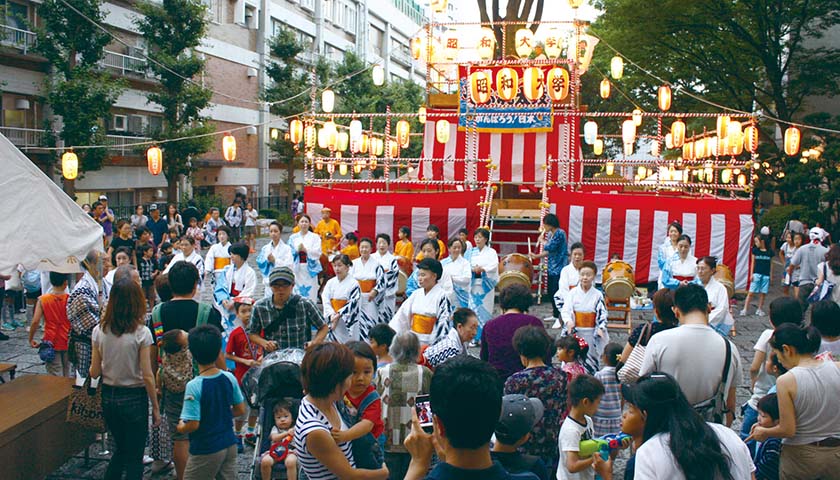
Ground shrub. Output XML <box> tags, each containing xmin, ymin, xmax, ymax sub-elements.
<box><xmin>260</xmin><ymin>208</ymin><xmax>280</xmax><ymax>220</ymax></box>
<box><xmin>760</xmin><ymin>204</ymin><xmax>826</xmax><ymax>240</ymax></box>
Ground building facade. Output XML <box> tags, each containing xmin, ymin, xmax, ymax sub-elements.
<box><xmin>0</xmin><ymin>0</ymin><xmax>426</xmax><ymax>209</ymax></box>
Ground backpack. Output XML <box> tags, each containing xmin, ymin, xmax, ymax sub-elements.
<box><xmin>337</xmin><ymin>388</ymin><xmax>384</xmax><ymax>469</ymax></box>
<box><xmin>693</xmin><ymin>335</ymin><xmax>732</xmax><ymax>423</ymax></box>
<box><xmin>153</xmin><ymin>302</ymin><xmax>212</xmax><ymax>393</ymax></box>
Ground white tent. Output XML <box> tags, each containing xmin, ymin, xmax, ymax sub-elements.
<box><xmin>0</xmin><ymin>133</ymin><xmax>103</xmax><ymax>275</ymax></box>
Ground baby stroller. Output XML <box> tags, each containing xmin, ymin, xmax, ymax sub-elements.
<box><xmin>244</xmin><ymin>349</ymin><xmax>305</xmax><ymax>480</ymax></box>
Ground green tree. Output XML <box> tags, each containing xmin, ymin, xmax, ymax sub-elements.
<box><xmin>34</xmin><ymin>0</ymin><xmax>124</xmax><ymax>196</ymax></box>
<box><xmin>135</xmin><ymin>0</ymin><xmax>214</xmax><ymax>202</ymax></box>
<box><xmin>589</xmin><ymin>0</ymin><xmax>840</xmax><ymax>219</ymax></box>
<box><xmin>476</xmin><ymin>0</ymin><xmax>545</xmax><ymax>57</ymax></box>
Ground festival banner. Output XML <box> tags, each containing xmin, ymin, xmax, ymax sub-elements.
<box><xmin>458</xmin><ymin>64</ymin><xmax>572</xmax><ymax>133</ymax></box>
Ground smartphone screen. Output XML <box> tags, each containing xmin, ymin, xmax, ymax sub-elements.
<box><xmin>415</xmin><ymin>394</ymin><xmax>434</xmax><ymax>433</ymax></box>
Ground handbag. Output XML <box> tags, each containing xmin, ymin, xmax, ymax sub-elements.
<box><xmin>808</xmin><ymin>264</ymin><xmax>835</xmax><ymax>304</ymax></box>
<box><xmin>66</xmin><ymin>375</ymin><xmax>106</xmax><ymax>432</ymax></box>
<box><xmin>617</xmin><ymin>322</ymin><xmax>652</xmax><ymax>384</ymax></box>
<box><xmin>693</xmin><ymin>336</ymin><xmax>732</xmax><ymax>424</ymax></box>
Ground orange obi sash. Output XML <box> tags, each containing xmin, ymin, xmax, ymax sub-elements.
<box><xmin>575</xmin><ymin>311</ymin><xmax>596</xmax><ymax>328</ymax></box>
<box><xmin>214</xmin><ymin>257</ymin><xmax>230</xmax><ymax>270</ymax></box>
<box><xmin>330</xmin><ymin>299</ymin><xmax>348</xmax><ymax>312</ymax></box>
<box><xmin>411</xmin><ymin>314</ymin><xmax>437</xmax><ymax>335</ymax></box>
<box><xmin>358</xmin><ymin>279</ymin><xmax>376</xmax><ymax>293</ymax></box>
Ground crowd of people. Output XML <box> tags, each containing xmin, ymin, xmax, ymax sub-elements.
<box><xmin>4</xmin><ymin>198</ymin><xmax>840</xmax><ymax>480</ymax></box>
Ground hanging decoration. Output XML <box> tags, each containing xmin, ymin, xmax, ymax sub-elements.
<box><xmin>321</xmin><ymin>89</ymin><xmax>335</xmax><ymax>113</ymax></box>
<box><xmin>495</xmin><ymin>67</ymin><xmax>519</xmax><ymax>101</ymax></box>
<box><xmin>546</xmin><ymin>67</ymin><xmax>570</xmax><ymax>102</ymax></box>
<box><xmin>396</xmin><ymin>120</ymin><xmax>411</xmax><ymax>148</ymax></box>
<box><xmin>658</xmin><ymin>85</ymin><xmax>671</xmax><ymax>111</ymax></box>
<box><xmin>784</xmin><ymin>126</ymin><xmax>801</xmax><ymax>155</ymax></box>
<box><xmin>289</xmin><ymin>119</ymin><xmax>304</xmax><ymax>144</ymax></box>
<box><xmin>372</xmin><ymin>65</ymin><xmax>385</xmax><ymax>86</ymax></box>
<box><xmin>600</xmin><ymin>78</ymin><xmax>610</xmax><ymax>99</ymax></box>
<box><xmin>515</xmin><ymin>28</ymin><xmax>534</xmax><ymax>58</ymax></box>
<box><xmin>594</xmin><ymin>139</ymin><xmax>604</xmax><ymax>155</ymax></box>
<box><xmin>671</xmin><ymin>119</ymin><xmax>685</xmax><ymax>148</ymax></box>
<box><xmin>744</xmin><ymin>124</ymin><xmax>759</xmax><ymax>153</ymax></box>
<box><xmin>583</xmin><ymin>120</ymin><xmax>598</xmax><ymax>145</ymax></box>
<box><xmin>417</xmin><ymin>106</ymin><xmax>427</xmax><ymax>124</ymax></box>
<box><xmin>632</xmin><ymin>109</ymin><xmax>642</xmax><ymax>127</ymax></box>
<box><xmin>222</xmin><ymin>133</ymin><xmax>236</xmax><ymax>161</ymax></box>
<box><xmin>436</xmin><ymin>119</ymin><xmax>450</xmax><ymax>143</ymax></box>
<box><xmin>610</xmin><ymin>56</ymin><xmax>624</xmax><ymax>79</ymax></box>
<box><xmin>543</xmin><ymin>27</ymin><xmax>562</xmax><ymax>59</ymax></box>
<box><xmin>469</xmin><ymin>71</ymin><xmax>493</xmax><ymax>104</ymax></box>
<box><xmin>476</xmin><ymin>28</ymin><xmax>495</xmax><ymax>60</ymax></box>
<box><xmin>522</xmin><ymin>67</ymin><xmax>545</xmax><ymax>101</ymax></box>
<box><xmin>62</xmin><ymin>150</ymin><xmax>78</xmax><ymax>180</ymax></box>
<box><xmin>146</xmin><ymin>146</ymin><xmax>162</xmax><ymax>176</ymax></box>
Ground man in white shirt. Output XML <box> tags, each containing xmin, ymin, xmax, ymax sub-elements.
<box><xmin>639</xmin><ymin>283</ymin><xmax>741</xmax><ymax>426</ymax></box>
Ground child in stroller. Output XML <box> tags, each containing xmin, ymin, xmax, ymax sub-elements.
<box><xmin>260</xmin><ymin>398</ymin><xmax>299</xmax><ymax>480</ymax></box>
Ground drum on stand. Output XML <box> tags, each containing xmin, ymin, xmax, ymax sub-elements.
<box><xmin>715</xmin><ymin>264</ymin><xmax>735</xmax><ymax>299</ymax></box>
<box><xmin>396</xmin><ymin>256</ymin><xmax>413</xmax><ymax>296</ymax></box>
<box><xmin>603</xmin><ymin>261</ymin><xmax>635</xmax><ymax>300</ymax></box>
<box><xmin>497</xmin><ymin>253</ymin><xmax>534</xmax><ymax>291</ymax></box>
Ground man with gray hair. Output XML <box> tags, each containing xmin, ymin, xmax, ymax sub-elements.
<box><xmin>375</xmin><ymin>331</ymin><xmax>433</xmax><ymax>480</ymax></box>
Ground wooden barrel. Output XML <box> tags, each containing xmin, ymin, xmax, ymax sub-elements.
<box><xmin>603</xmin><ymin>261</ymin><xmax>635</xmax><ymax>300</ymax></box>
<box><xmin>715</xmin><ymin>264</ymin><xmax>735</xmax><ymax>298</ymax></box>
<box><xmin>496</xmin><ymin>253</ymin><xmax>533</xmax><ymax>291</ymax></box>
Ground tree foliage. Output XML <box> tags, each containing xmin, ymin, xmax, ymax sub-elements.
<box><xmin>476</xmin><ymin>0</ymin><xmax>545</xmax><ymax>57</ymax></box>
<box><xmin>35</xmin><ymin>0</ymin><xmax>123</xmax><ymax>184</ymax></box>
<box><xmin>135</xmin><ymin>0</ymin><xmax>214</xmax><ymax>202</ymax></box>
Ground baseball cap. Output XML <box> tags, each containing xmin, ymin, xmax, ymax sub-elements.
<box><xmin>494</xmin><ymin>394</ymin><xmax>544</xmax><ymax>445</ymax></box>
<box><xmin>269</xmin><ymin>266</ymin><xmax>295</xmax><ymax>286</ymax></box>
<box><xmin>149</xmin><ymin>204</ymin><xmax>158</xmax><ymax>211</ymax></box>
<box><xmin>233</xmin><ymin>296</ymin><xmax>255</xmax><ymax>306</ymax></box>
<box><xmin>99</xmin><ymin>195</ymin><xmax>108</xmax><ymax>201</ymax></box>
<box><xmin>809</xmin><ymin>227</ymin><xmax>824</xmax><ymax>240</ymax></box>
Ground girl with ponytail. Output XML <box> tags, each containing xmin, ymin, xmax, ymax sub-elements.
<box><xmin>623</xmin><ymin>372</ymin><xmax>752</xmax><ymax>479</ymax></box>
<box><xmin>747</xmin><ymin>323</ymin><xmax>840</xmax><ymax>477</ymax></box>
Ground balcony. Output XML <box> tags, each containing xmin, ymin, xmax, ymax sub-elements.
<box><xmin>99</xmin><ymin>50</ymin><xmax>152</xmax><ymax>78</ymax></box>
<box><xmin>106</xmin><ymin>134</ymin><xmax>151</xmax><ymax>156</ymax></box>
<box><xmin>0</xmin><ymin>24</ymin><xmax>37</xmax><ymax>55</ymax></box>
<box><xmin>0</xmin><ymin>126</ymin><xmax>48</xmax><ymax>149</ymax></box>
<box><xmin>391</xmin><ymin>48</ymin><xmax>413</xmax><ymax>67</ymax></box>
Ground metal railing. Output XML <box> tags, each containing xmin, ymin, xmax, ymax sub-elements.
<box><xmin>106</xmin><ymin>134</ymin><xmax>151</xmax><ymax>156</ymax></box>
<box><xmin>0</xmin><ymin>24</ymin><xmax>37</xmax><ymax>54</ymax></box>
<box><xmin>99</xmin><ymin>50</ymin><xmax>151</xmax><ymax>77</ymax></box>
<box><xmin>0</xmin><ymin>126</ymin><xmax>48</xmax><ymax>148</ymax></box>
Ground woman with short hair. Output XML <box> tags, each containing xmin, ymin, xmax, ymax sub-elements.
<box><xmin>288</xmin><ymin>214</ymin><xmax>322</xmax><ymax>302</ymax></box>
<box><xmin>480</xmin><ymin>283</ymin><xmax>547</xmax><ymax>380</ymax></box>
<box><xmin>618</xmin><ymin>288</ymin><xmax>679</xmax><ymax>364</ymax></box>
<box><xmin>467</xmin><ymin>228</ymin><xmax>499</xmax><ymax>342</ymax></box>
<box><xmin>376</xmin><ymin>332</ymin><xmax>432</xmax><ymax>480</ymax></box>
<box><xmin>294</xmin><ymin>342</ymin><xmax>389</xmax><ymax>480</ymax></box>
<box><xmin>389</xmin><ymin>258</ymin><xmax>453</xmax><ymax>346</ymax></box>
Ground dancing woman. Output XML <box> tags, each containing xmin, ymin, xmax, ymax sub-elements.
<box><xmin>466</xmin><ymin>228</ymin><xmax>499</xmax><ymax>341</ymax></box>
<box><xmin>351</xmin><ymin>238</ymin><xmax>385</xmax><ymax>341</ymax></box>
<box><xmin>389</xmin><ymin>258</ymin><xmax>453</xmax><ymax>346</ymax></box>
<box><xmin>441</xmin><ymin>237</ymin><xmax>471</xmax><ymax>309</ymax></box>
<box><xmin>373</xmin><ymin>234</ymin><xmax>400</xmax><ymax>325</ymax></box>
<box><xmin>321</xmin><ymin>255</ymin><xmax>362</xmax><ymax>343</ymax></box>
<box><xmin>288</xmin><ymin>214</ymin><xmax>322</xmax><ymax>302</ymax></box>
<box><xmin>657</xmin><ymin>221</ymin><xmax>683</xmax><ymax>290</ymax></box>
<box><xmin>660</xmin><ymin>234</ymin><xmax>697</xmax><ymax>290</ymax></box>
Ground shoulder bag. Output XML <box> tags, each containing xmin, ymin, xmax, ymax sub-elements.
<box><xmin>617</xmin><ymin>322</ymin><xmax>652</xmax><ymax>384</ymax></box>
<box><xmin>693</xmin><ymin>336</ymin><xmax>732</xmax><ymax>423</ymax></box>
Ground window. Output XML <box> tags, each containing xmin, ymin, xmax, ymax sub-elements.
<box><xmin>148</xmin><ymin>116</ymin><xmax>163</xmax><ymax>135</ymax></box>
<box><xmin>343</xmin><ymin>3</ymin><xmax>356</xmax><ymax>34</ymax></box>
<box><xmin>370</xmin><ymin>26</ymin><xmax>384</xmax><ymax>57</ymax></box>
<box><xmin>332</xmin><ymin>0</ymin><xmax>344</xmax><ymax>27</ymax></box>
<box><xmin>112</xmin><ymin>114</ymin><xmax>127</xmax><ymax>132</ymax></box>
<box><xmin>325</xmin><ymin>43</ymin><xmax>343</xmax><ymax>62</ymax></box>
<box><xmin>300</xmin><ymin>0</ymin><xmax>315</xmax><ymax>12</ymax></box>
<box><xmin>203</xmin><ymin>0</ymin><xmax>222</xmax><ymax>23</ymax></box>
<box><xmin>244</xmin><ymin>5</ymin><xmax>257</xmax><ymax>29</ymax></box>
<box><xmin>2</xmin><ymin>1</ymin><xmax>29</xmax><ymax>30</ymax></box>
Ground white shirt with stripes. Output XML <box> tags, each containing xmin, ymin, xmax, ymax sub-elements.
<box><xmin>293</xmin><ymin>397</ymin><xmax>355</xmax><ymax>479</ymax></box>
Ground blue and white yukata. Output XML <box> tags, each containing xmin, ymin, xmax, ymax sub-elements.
<box><xmin>288</xmin><ymin>231</ymin><xmax>322</xmax><ymax>302</ymax></box>
<box><xmin>466</xmin><ymin>245</ymin><xmax>499</xmax><ymax>340</ymax></box>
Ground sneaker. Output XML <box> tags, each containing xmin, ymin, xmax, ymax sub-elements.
<box><xmin>739</xmin><ymin>308</ymin><xmax>748</xmax><ymax>317</ymax></box>
<box><xmin>151</xmin><ymin>460</ymin><xmax>173</xmax><ymax>474</ymax></box>
<box><xmin>0</xmin><ymin>331</ymin><xmax>9</xmax><ymax>341</ymax></box>
<box><xmin>756</xmin><ymin>309</ymin><xmax>766</xmax><ymax>317</ymax></box>
<box><xmin>244</xmin><ymin>433</ymin><xmax>257</xmax><ymax>446</ymax></box>
<box><xmin>143</xmin><ymin>455</ymin><xmax>154</xmax><ymax>465</ymax></box>
<box><xmin>11</xmin><ymin>319</ymin><xmax>25</xmax><ymax>328</ymax></box>
<box><xmin>235</xmin><ymin>435</ymin><xmax>244</xmax><ymax>454</ymax></box>
<box><xmin>1</xmin><ymin>322</ymin><xmax>15</xmax><ymax>331</ymax></box>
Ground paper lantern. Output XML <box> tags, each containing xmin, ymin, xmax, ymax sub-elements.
<box><xmin>522</xmin><ymin>67</ymin><xmax>545</xmax><ymax>102</ymax></box>
<box><xmin>469</xmin><ymin>71</ymin><xmax>493</xmax><ymax>104</ymax></box>
<box><xmin>632</xmin><ymin>109</ymin><xmax>642</xmax><ymax>127</ymax></box>
<box><xmin>728</xmin><ymin>134</ymin><xmax>743</xmax><ymax>155</ymax></box>
<box><xmin>665</xmin><ymin>133</ymin><xmax>673</xmax><ymax>149</ymax></box>
<box><xmin>349</xmin><ymin>119</ymin><xmax>362</xmax><ymax>141</ymax></box>
<box><xmin>599</xmin><ymin>78</ymin><xmax>610</xmax><ymax>99</ymax></box>
<box><xmin>411</xmin><ymin>36</ymin><xmax>423</xmax><ymax>60</ymax></box>
<box><xmin>430</xmin><ymin>0</ymin><xmax>448</xmax><ymax>13</ymax></box>
<box><xmin>624</xmin><ymin>143</ymin><xmax>634</xmax><ymax>156</ymax></box>
<box><xmin>396</xmin><ymin>120</ymin><xmax>411</xmax><ymax>148</ymax></box>
<box><xmin>515</xmin><ymin>28</ymin><xmax>534</xmax><ymax>58</ymax></box>
<box><xmin>671</xmin><ymin>119</ymin><xmax>685</xmax><ymax>148</ymax></box>
<box><xmin>605</xmin><ymin>161</ymin><xmax>614</xmax><ymax>175</ymax></box>
<box><xmin>737</xmin><ymin>174</ymin><xmax>747</xmax><ymax>186</ymax></box>
<box><xmin>388</xmin><ymin>141</ymin><xmax>399</xmax><ymax>158</ymax></box>
<box><xmin>546</xmin><ymin>67</ymin><xmax>570</xmax><ymax>102</ymax></box>
<box><xmin>715</xmin><ymin>136</ymin><xmax>728</xmax><ymax>157</ymax></box>
<box><xmin>610</xmin><ymin>56</ymin><xmax>624</xmax><ymax>79</ymax></box>
<box><xmin>495</xmin><ymin>67</ymin><xmax>519</xmax><ymax>102</ymax></box>
<box><xmin>638</xmin><ymin>166</ymin><xmax>647</xmax><ymax>178</ymax></box>
<box><xmin>304</xmin><ymin>124</ymin><xmax>316</xmax><ymax>149</ymax></box>
<box><xmin>372</xmin><ymin>65</ymin><xmax>385</xmax><ymax>86</ymax></box>
<box><xmin>658</xmin><ymin>85</ymin><xmax>671</xmax><ymax>111</ymax></box>
<box><xmin>353</xmin><ymin>160</ymin><xmax>363</xmax><ymax>174</ymax></box>
<box><xmin>651</xmin><ymin>140</ymin><xmax>661</xmax><ymax>156</ymax></box>
<box><xmin>721</xmin><ymin>168</ymin><xmax>732</xmax><ymax>184</ymax></box>
<box><xmin>744</xmin><ymin>125</ymin><xmax>759</xmax><ymax>153</ymax></box>
<box><xmin>569</xmin><ymin>0</ymin><xmax>584</xmax><ymax>8</ymax></box>
<box><xmin>359</xmin><ymin>134</ymin><xmax>369</xmax><ymax>154</ymax></box>
<box><xmin>622</xmin><ymin>119</ymin><xmax>636</xmax><ymax>145</ymax></box>
<box><xmin>317</xmin><ymin>127</ymin><xmax>328</xmax><ymax>149</ymax></box>
<box><xmin>338</xmin><ymin>162</ymin><xmax>348</xmax><ymax>176</ymax></box>
<box><xmin>443</xmin><ymin>29</ymin><xmax>459</xmax><ymax>60</ymax></box>
<box><xmin>594</xmin><ymin>139</ymin><xmax>604</xmax><ymax>155</ymax></box>
<box><xmin>695</xmin><ymin>137</ymin><xmax>707</xmax><ymax>159</ymax></box>
<box><xmin>436</xmin><ymin>119</ymin><xmax>450</xmax><ymax>143</ymax></box>
<box><xmin>61</xmin><ymin>150</ymin><xmax>78</xmax><ymax>180</ymax></box>
<box><xmin>290</xmin><ymin>119</ymin><xmax>304</xmax><ymax>144</ymax></box>
<box><xmin>716</xmin><ymin>115</ymin><xmax>730</xmax><ymax>138</ymax></box>
<box><xmin>784</xmin><ymin>127</ymin><xmax>800</xmax><ymax>155</ymax></box>
<box><xmin>682</xmin><ymin>141</ymin><xmax>694</xmax><ymax>160</ymax></box>
<box><xmin>476</xmin><ymin>28</ymin><xmax>495</xmax><ymax>60</ymax></box>
<box><xmin>222</xmin><ymin>133</ymin><xmax>236</xmax><ymax>161</ymax></box>
<box><xmin>336</xmin><ymin>131</ymin><xmax>349</xmax><ymax>152</ymax></box>
<box><xmin>583</xmin><ymin>120</ymin><xmax>598</xmax><ymax>145</ymax></box>
<box><xmin>418</xmin><ymin>106</ymin><xmax>427</xmax><ymax>124</ymax></box>
<box><xmin>321</xmin><ymin>89</ymin><xmax>335</xmax><ymax>113</ymax></box>
<box><xmin>146</xmin><ymin>146</ymin><xmax>162</xmax><ymax>176</ymax></box>
<box><xmin>543</xmin><ymin>27</ymin><xmax>562</xmax><ymax>59</ymax></box>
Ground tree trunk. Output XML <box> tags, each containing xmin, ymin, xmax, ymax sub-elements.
<box><xmin>63</xmin><ymin>178</ymin><xmax>76</xmax><ymax>200</ymax></box>
<box><xmin>286</xmin><ymin>155</ymin><xmax>295</xmax><ymax>208</ymax></box>
<box><xmin>168</xmin><ymin>178</ymin><xmax>179</xmax><ymax>204</ymax></box>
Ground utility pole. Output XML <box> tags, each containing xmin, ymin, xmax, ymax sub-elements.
<box><xmin>257</xmin><ymin>0</ymin><xmax>270</xmax><ymax>200</ymax></box>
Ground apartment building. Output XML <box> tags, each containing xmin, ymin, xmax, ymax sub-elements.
<box><xmin>0</xmin><ymin>0</ymin><xmax>426</xmax><ymax>208</ymax></box>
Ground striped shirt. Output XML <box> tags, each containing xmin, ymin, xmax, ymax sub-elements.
<box><xmin>293</xmin><ymin>397</ymin><xmax>355</xmax><ymax>479</ymax></box>
<box><xmin>593</xmin><ymin>366</ymin><xmax>622</xmax><ymax>437</ymax></box>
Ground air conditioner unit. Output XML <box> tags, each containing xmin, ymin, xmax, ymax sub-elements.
<box><xmin>112</xmin><ymin>114</ymin><xmax>128</xmax><ymax>132</ymax></box>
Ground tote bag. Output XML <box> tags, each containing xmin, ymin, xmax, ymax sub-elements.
<box><xmin>617</xmin><ymin>322</ymin><xmax>651</xmax><ymax>384</ymax></box>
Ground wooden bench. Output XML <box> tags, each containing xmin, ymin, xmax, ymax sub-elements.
<box><xmin>0</xmin><ymin>363</ymin><xmax>16</xmax><ymax>383</ymax></box>
<box><xmin>0</xmin><ymin>375</ymin><xmax>96</xmax><ymax>480</ymax></box>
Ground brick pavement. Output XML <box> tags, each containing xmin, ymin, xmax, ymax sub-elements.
<box><xmin>0</xmin><ymin>237</ymin><xmax>784</xmax><ymax>479</ymax></box>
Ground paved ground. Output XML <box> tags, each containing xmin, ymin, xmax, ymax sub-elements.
<box><xmin>0</xmin><ymin>236</ymin><xmax>782</xmax><ymax>479</ymax></box>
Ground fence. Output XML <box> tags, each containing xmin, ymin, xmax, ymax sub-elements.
<box><xmin>109</xmin><ymin>196</ymin><xmax>290</xmax><ymax>221</ymax></box>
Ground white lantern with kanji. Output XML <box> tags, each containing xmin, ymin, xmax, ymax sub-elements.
<box><xmin>543</xmin><ymin>27</ymin><xmax>562</xmax><ymax>59</ymax></box>
<box><xmin>476</xmin><ymin>28</ymin><xmax>495</xmax><ymax>60</ymax></box>
<box><xmin>522</xmin><ymin>67</ymin><xmax>544</xmax><ymax>102</ymax></box>
<box><xmin>443</xmin><ymin>29</ymin><xmax>459</xmax><ymax>60</ymax></box>
<box><xmin>784</xmin><ymin>126</ymin><xmax>800</xmax><ymax>156</ymax></box>
<box><xmin>469</xmin><ymin>71</ymin><xmax>493</xmax><ymax>104</ymax></box>
<box><xmin>396</xmin><ymin>120</ymin><xmax>411</xmax><ymax>148</ymax></box>
<box><xmin>546</xmin><ymin>67</ymin><xmax>569</xmax><ymax>102</ymax></box>
<box><xmin>515</xmin><ymin>28</ymin><xmax>534</xmax><ymax>58</ymax></box>
<box><xmin>436</xmin><ymin>119</ymin><xmax>451</xmax><ymax>143</ymax></box>
<box><xmin>495</xmin><ymin>67</ymin><xmax>519</xmax><ymax>101</ymax></box>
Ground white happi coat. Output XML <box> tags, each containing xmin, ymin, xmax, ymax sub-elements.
<box><xmin>441</xmin><ymin>255</ymin><xmax>471</xmax><ymax>309</ymax></box>
<box><xmin>466</xmin><ymin>245</ymin><xmax>499</xmax><ymax>326</ymax></box>
<box><xmin>373</xmin><ymin>250</ymin><xmax>400</xmax><ymax>324</ymax></box>
<box><xmin>289</xmin><ymin>231</ymin><xmax>322</xmax><ymax>302</ymax></box>
<box><xmin>352</xmin><ymin>256</ymin><xmax>385</xmax><ymax>341</ymax></box>
<box><xmin>561</xmin><ymin>285</ymin><xmax>610</xmax><ymax>374</ymax></box>
<box><xmin>256</xmin><ymin>239</ymin><xmax>295</xmax><ymax>297</ymax></box>
<box><xmin>322</xmin><ymin>274</ymin><xmax>362</xmax><ymax>344</ymax></box>
<box><xmin>390</xmin><ymin>283</ymin><xmax>453</xmax><ymax>346</ymax></box>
